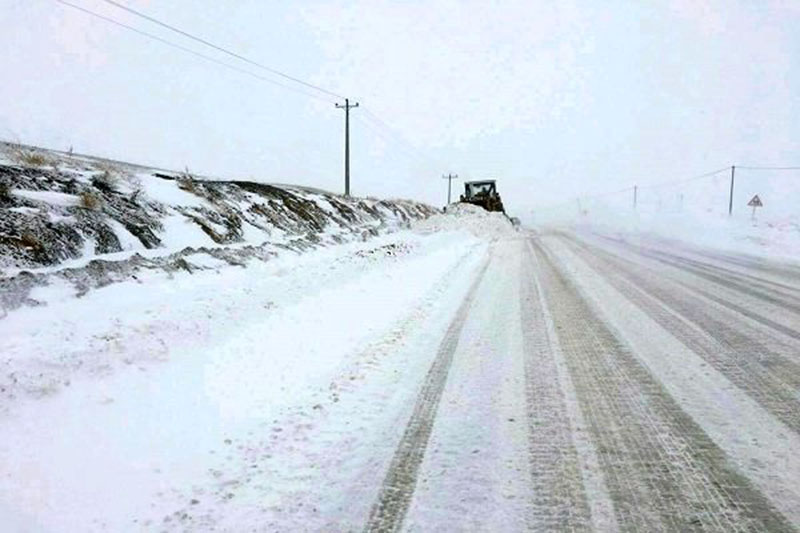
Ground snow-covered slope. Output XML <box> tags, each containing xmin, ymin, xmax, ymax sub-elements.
<box><xmin>0</xmin><ymin>142</ymin><xmax>436</xmax><ymax>313</ymax></box>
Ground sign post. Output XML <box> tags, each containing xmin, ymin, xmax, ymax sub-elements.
<box><xmin>747</xmin><ymin>194</ymin><xmax>763</xmax><ymax>219</ymax></box>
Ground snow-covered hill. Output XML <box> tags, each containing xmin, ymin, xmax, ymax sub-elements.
<box><xmin>0</xmin><ymin>142</ymin><xmax>436</xmax><ymax>313</ymax></box>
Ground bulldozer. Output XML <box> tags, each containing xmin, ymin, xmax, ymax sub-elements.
<box><xmin>460</xmin><ymin>180</ymin><xmax>505</xmax><ymax>213</ymax></box>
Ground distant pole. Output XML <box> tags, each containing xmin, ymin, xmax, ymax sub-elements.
<box><xmin>335</xmin><ymin>98</ymin><xmax>359</xmax><ymax>196</ymax></box>
<box><xmin>442</xmin><ymin>173</ymin><xmax>458</xmax><ymax>206</ymax></box>
<box><xmin>728</xmin><ymin>165</ymin><xmax>736</xmax><ymax>216</ymax></box>
<box><xmin>633</xmin><ymin>185</ymin><xmax>638</xmax><ymax>210</ymax></box>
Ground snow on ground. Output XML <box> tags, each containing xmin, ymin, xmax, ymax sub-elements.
<box><xmin>0</xmin><ymin>143</ymin><xmax>436</xmax><ymax>276</ymax></box>
<box><xmin>544</xmin><ymin>235</ymin><xmax>800</xmax><ymax>523</ymax></box>
<box><xmin>573</xmin><ymin>209</ymin><xmax>800</xmax><ymax>262</ymax></box>
<box><xmin>10</xmin><ymin>189</ymin><xmax>79</xmax><ymax>207</ymax></box>
<box><xmin>3</xmin><ymin>196</ymin><xmax>800</xmax><ymax>531</ymax></box>
<box><xmin>0</xmin><ymin>204</ymin><xmax>492</xmax><ymax>531</ymax></box>
<box><xmin>402</xmin><ymin>239</ymin><xmax>531</xmax><ymax>531</ymax></box>
<box><xmin>412</xmin><ymin>203</ymin><xmax>515</xmax><ymax>240</ymax></box>
<box><xmin>137</xmin><ymin>174</ymin><xmax>208</xmax><ymax>208</ymax></box>
<box><xmin>531</xmin><ymin>168</ymin><xmax>800</xmax><ymax>261</ymax></box>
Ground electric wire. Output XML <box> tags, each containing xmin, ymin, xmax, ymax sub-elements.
<box><xmin>98</xmin><ymin>0</ymin><xmax>345</xmax><ymax>100</ymax></box>
<box><xmin>54</xmin><ymin>0</ymin><xmax>338</xmax><ymax>104</ymax></box>
<box><xmin>56</xmin><ymin>0</ymin><xmax>451</xmax><ymax>186</ymax></box>
<box><xmin>353</xmin><ymin>115</ymin><xmax>440</xmax><ymax>169</ymax></box>
<box><xmin>58</xmin><ymin>1</ymin><xmax>448</xmax><ymax>174</ymax></box>
<box><xmin>357</xmin><ymin>115</ymin><xmax>432</xmax><ymax>166</ymax></box>
<box><xmin>639</xmin><ymin>166</ymin><xmax>730</xmax><ymax>190</ymax></box>
<box><xmin>736</xmin><ymin>166</ymin><xmax>800</xmax><ymax>171</ymax></box>
<box><xmin>534</xmin><ymin>165</ymin><xmax>731</xmax><ymax>212</ymax></box>
<box><xmin>56</xmin><ymin>1</ymin><xmax>797</xmax><ymax>197</ymax></box>
<box><xmin>359</xmin><ymin>108</ymin><xmax>446</xmax><ymax>169</ymax></box>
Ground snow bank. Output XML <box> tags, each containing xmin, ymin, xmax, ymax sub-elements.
<box><xmin>412</xmin><ymin>203</ymin><xmax>515</xmax><ymax>240</ymax></box>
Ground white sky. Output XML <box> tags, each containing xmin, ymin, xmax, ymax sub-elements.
<box><xmin>1</xmin><ymin>0</ymin><xmax>798</xmax><ymax>215</ymax></box>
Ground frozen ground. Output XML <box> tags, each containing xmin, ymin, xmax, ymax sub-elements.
<box><xmin>2</xmin><ymin>179</ymin><xmax>800</xmax><ymax>531</ymax></box>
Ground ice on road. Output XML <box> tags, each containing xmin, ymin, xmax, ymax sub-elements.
<box><xmin>2</xmin><ymin>221</ymin><xmax>800</xmax><ymax>532</ymax></box>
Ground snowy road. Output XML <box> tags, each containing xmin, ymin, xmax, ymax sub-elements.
<box><xmin>2</xmin><ymin>227</ymin><xmax>800</xmax><ymax>531</ymax></box>
<box><xmin>364</xmin><ymin>233</ymin><xmax>800</xmax><ymax>532</ymax></box>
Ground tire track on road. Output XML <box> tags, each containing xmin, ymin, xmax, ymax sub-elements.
<box><xmin>363</xmin><ymin>255</ymin><xmax>490</xmax><ymax>533</ymax></box>
<box><xmin>519</xmin><ymin>242</ymin><xmax>595</xmax><ymax>531</ymax></box>
<box><xmin>589</xmin><ymin>232</ymin><xmax>800</xmax><ymax>287</ymax></box>
<box><xmin>585</xmin><ymin>234</ymin><xmax>800</xmax><ymax>342</ymax></box>
<box><xmin>683</xmin><ymin>285</ymin><xmax>800</xmax><ymax>343</ymax></box>
<box><xmin>610</xmin><ymin>240</ymin><xmax>800</xmax><ymax>316</ymax></box>
<box><xmin>561</xmin><ymin>236</ymin><xmax>800</xmax><ymax>435</ymax></box>
<box><xmin>663</xmin><ymin>253</ymin><xmax>800</xmax><ymax>296</ymax></box>
<box><xmin>691</xmin><ymin>248</ymin><xmax>800</xmax><ymax>284</ymax></box>
<box><xmin>532</xmin><ymin>238</ymin><xmax>793</xmax><ymax>532</ymax></box>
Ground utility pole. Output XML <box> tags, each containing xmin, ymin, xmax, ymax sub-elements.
<box><xmin>728</xmin><ymin>165</ymin><xmax>736</xmax><ymax>216</ymax></box>
<box><xmin>633</xmin><ymin>185</ymin><xmax>638</xmax><ymax>210</ymax></box>
<box><xmin>335</xmin><ymin>98</ymin><xmax>359</xmax><ymax>196</ymax></box>
<box><xmin>442</xmin><ymin>173</ymin><xmax>458</xmax><ymax>206</ymax></box>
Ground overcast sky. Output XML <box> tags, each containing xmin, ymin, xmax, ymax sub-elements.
<box><xmin>1</xmin><ymin>0</ymin><xmax>798</xmax><ymax>214</ymax></box>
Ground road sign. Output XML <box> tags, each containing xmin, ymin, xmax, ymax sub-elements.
<box><xmin>747</xmin><ymin>195</ymin><xmax>763</xmax><ymax>207</ymax></box>
<box><xmin>748</xmin><ymin>194</ymin><xmax>763</xmax><ymax>219</ymax></box>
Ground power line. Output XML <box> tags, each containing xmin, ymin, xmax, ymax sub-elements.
<box><xmin>352</xmin><ymin>116</ymin><xmax>409</xmax><ymax>157</ymax></box>
<box><xmin>584</xmin><ymin>186</ymin><xmax>635</xmax><ymax>200</ymax></box>
<box><xmin>361</xmin><ymin>109</ymin><xmax>423</xmax><ymax>155</ymax></box>
<box><xmin>359</xmin><ymin>108</ymin><xmax>444</xmax><ymax>169</ymax></box>
<box><xmin>736</xmin><ymin>166</ymin><xmax>800</xmax><ymax>171</ymax></box>
<box><xmin>354</xmin><ymin>115</ymin><xmax>440</xmax><ymax>169</ymax></box>
<box><xmin>536</xmin><ymin>162</ymin><xmax>799</xmax><ymax>216</ymax></box>
<box><xmin>59</xmin><ymin>1</ymin><xmax>445</xmax><ymax>173</ymax></box>
<box><xmin>532</xmin><ymin>165</ymin><xmax>732</xmax><ymax>212</ymax></box>
<box><xmin>54</xmin><ymin>0</ymin><xmax>337</xmax><ymax>104</ymax></box>
<box><xmin>98</xmin><ymin>0</ymin><xmax>345</xmax><ymax>101</ymax></box>
<box><xmin>639</xmin><ymin>166</ymin><xmax>730</xmax><ymax>190</ymax></box>
<box><xmin>57</xmin><ymin>0</ymin><xmax>432</xmax><ymax>198</ymax></box>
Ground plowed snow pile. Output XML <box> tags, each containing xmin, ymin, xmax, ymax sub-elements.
<box><xmin>412</xmin><ymin>203</ymin><xmax>515</xmax><ymax>240</ymax></box>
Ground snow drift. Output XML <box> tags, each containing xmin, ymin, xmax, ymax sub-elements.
<box><xmin>412</xmin><ymin>202</ymin><xmax>516</xmax><ymax>240</ymax></box>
